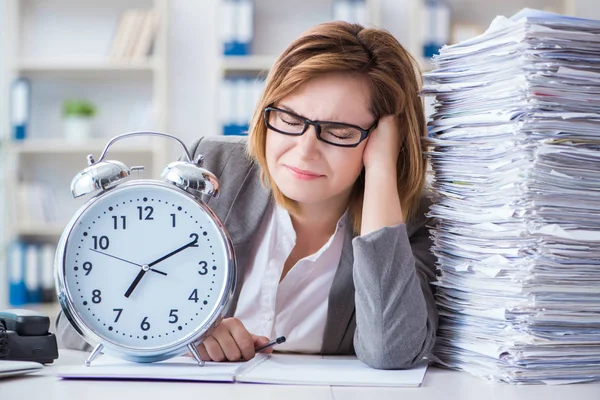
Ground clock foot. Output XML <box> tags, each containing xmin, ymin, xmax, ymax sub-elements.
<box><xmin>85</xmin><ymin>344</ymin><xmax>104</xmax><ymax>366</ymax></box>
<box><xmin>187</xmin><ymin>343</ymin><xmax>205</xmax><ymax>367</ymax></box>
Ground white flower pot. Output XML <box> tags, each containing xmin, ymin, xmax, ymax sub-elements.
<box><xmin>64</xmin><ymin>116</ymin><xmax>93</xmax><ymax>141</ymax></box>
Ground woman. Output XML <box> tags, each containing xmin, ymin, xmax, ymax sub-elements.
<box><xmin>57</xmin><ymin>21</ymin><xmax>437</xmax><ymax>369</ymax></box>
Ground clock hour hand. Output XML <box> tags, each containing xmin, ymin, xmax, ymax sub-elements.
<box><xmin>147</xmin><ymin>236</ymin><xmax>198</xmax><ymax>268</ymax></box>
<box><xmin>125</xmin><ymin>237</ymin><xmax>197</xmax><ymax>298</ymax></box>
<box><xmin>90</xmin><ymin>248</ymin><xmax>167</xmax><ymax>276</ymax></box>
<box><xmin>124</xmin><ymin>268</ymin><xmax>147</xmax><ymax>298</ymax></box>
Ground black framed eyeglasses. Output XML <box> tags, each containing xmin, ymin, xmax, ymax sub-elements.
<box><xmin>263</xmin><ymin>106</ymin><xmax>378</xmax><ymax>148</ymax></box>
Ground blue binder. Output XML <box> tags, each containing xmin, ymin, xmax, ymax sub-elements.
<box><xmin>8</xmin><ymin>242</ymin><xmax>28</xmax><ymax>306</ymax></box>
<box><xmin>10</xmin><ymin>78</ymin><xmax>31</xmax><ymax>141</ymax></box>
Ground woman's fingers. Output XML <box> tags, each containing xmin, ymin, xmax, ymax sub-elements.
<box><xmin>202</xmin><ymin>335</ymin><xmax>226</xmax><ymax>362</ymax></box>
<box><xmin>252</xmin><ymin>334</ymin><xmax>274</xmax><ymax>354</ymax></box>
<box><xmin>214</xmin><ymin>330</ymin><xmax>243</xmax><ymax>361</ymax></box>
<box><xmin>226</xmin><ymin>319</ymin><xmax>257</xmax><ymax>360</ymax></box>
<box><xmin>194</xmin><ymin>342</ymin><xmax>211</xmax><ymax>361</ymax></box>
<box><xmin>194</xmin><ymin>318</ymin><xmax>267</xmax><ymax>362</ymax></box>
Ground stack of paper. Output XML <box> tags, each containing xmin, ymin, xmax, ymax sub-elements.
<box><xmin>422</xmin><ymin>8</ymin><xmax>600</xmax><ymax>384</ymax></box>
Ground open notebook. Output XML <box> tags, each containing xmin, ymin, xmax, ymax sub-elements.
<box><xmin>0</xmin><ymin>360</ymin><xmax>43</xmax><ymax>379</ymax></box>
<box><xmin>58</xmin><ymin>354</ymin><xmax>429</xmax><ymax>387</ymax></box>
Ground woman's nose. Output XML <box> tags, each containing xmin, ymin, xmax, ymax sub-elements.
<box><xmin>295</xmin><ymin>124</ymin><xmax>321</xmax><ymax>155</ymax></box>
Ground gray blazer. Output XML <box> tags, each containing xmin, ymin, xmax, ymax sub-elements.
<box><xmin>56</xmin><ymin>136</ymin><xmax>438</xmax><ymax>369</ymax></box>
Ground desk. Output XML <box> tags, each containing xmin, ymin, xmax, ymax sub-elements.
<box><xmin>3</xmin><ymin>350</ymin><xmax>600</xmax><ymax>400</ymax></box>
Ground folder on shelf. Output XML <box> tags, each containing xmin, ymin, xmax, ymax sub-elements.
<box><xmin>8</xmin><ymin>242</ymin><xmax>27</xmax><ymax>306</ymax></box>
<box><xmin>221</xmin><ymin>78</ymin><xmax>265</xmax><ymax>136</ymax></box>
<box><xmin>221</xmin><ymin>0</ymin><xmax>254</xmax><ymax>56</ymax></box>
<box><xmin>10</xmin><ymin>78</ymin><xmax>30</xmax><ymax>141</ymax></box>
<box><xmin>58</xmin><ymin>353</ymin><xmax>428</xmax><ymax>387</ymax></box>
<box><xmin>24</xmin><ymin>244</ymin><xmax>42</xmax><ymax>304</ymax></box>
<box><xmin>7</xmin><ymin>241</ymin><xmax>57</xmax><ymax>306</ymax></box>
<box><xmin>41</xmin><ymin>244</ymin><xmax>56</xmax><ymax>303</ymax></box>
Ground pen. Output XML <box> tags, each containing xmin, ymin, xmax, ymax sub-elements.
<box><xmin>255</xmin><ymin>335</ymin><xmax>286</xmax><ymax>353</ymax></box>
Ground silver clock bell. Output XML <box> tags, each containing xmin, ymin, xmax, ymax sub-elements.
<box><xmin>70</xmin><ymin>131</ymin><xmax>220</xmax><ymax>199</ymax></box>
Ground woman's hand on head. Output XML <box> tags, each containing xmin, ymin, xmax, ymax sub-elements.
<box><xmin>362</xmin><ymin>114</ymin><xmax>402</xmax><ymax>172</ymax></box>
<box><xmin>193</xmin><ymin>317</ymin><xmax>273</xmax><ymax>362</ymax></box>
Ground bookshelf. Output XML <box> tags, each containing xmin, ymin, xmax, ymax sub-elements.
<box><xmin>0</xmin><ymin>0</ymin><xmax>169</xmax><ymax>310</ymax></box>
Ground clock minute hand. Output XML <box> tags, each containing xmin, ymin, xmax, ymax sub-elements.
<box><xmin>147</xmin><ymin>238</ymin><xmax>198</xmax><ymax>268</ymax></box>
<box><xmin>90</xmin><ymin>248</ymin><xmax>167</xmax><ymax>276</ymax></box>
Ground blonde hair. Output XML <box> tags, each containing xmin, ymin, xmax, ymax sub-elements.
<box><xmin>247</xmin><ymin>21</ymin><xmax>427</xmax><ymax>234</ymax></box>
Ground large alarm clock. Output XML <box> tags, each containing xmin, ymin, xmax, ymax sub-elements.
<box><xmin>54</xmin><ymin>132</ymin><xmax>236</xmax><ymax>366</ymax></box>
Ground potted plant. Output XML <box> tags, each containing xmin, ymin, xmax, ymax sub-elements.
<box><xmin>62</xmin><ymin>99</ymin><xmax>97</xmax><ymax>141</ymax></box>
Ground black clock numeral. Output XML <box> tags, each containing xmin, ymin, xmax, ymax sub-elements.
<box><xmin>137</xmin><ymin>206</ymin><xmax>154</xmax><ymax>220</ymax></box>
<box><xmin>92</xmin><ymin>235</ymin><xmax>109</xmax><ymax>250</ymax></box>
<box><xmin>188</xmin><ymin>289</ymin><xmax>199</xmax><ymax>303</ymax></box>
<box><xmin>171</xmin><ymin>213</ymin><xmax>176</xmax><ymax>228</ymax></box>
<box><xmin>198</xmin><ymin>261</ymin><xmax>208</xmax><ymax>276</ymax></box>
<box><xmin>113</xmin><ymin>308</ymin><xmax>123</xmax><ymax>323</ymax></box>
<box><xmin>112</xmin><ymin>215</ymin><xmax>127</xmax><ymax>230</ymax></box>
<box><xmin>141</xmin><ymin>317</ymin><xmax>151</xmax><ymax>331</ymax></box>
<box><xmin>169</xmin><ymin>309</ymin><xmax>179</xmax><ymax>324</ymax></box>
<box><xmin>83</xmin><ymin>261</ymin><xmax>93</xmax><ymax>276</ymax></box>
<box><xmin>189</xmin><ymin>233</ymin><xmax>199</xmax><ymax>247</ymax></box>
<box><xmin>92</xmin><ymin>289</ymin><xmax>102</xmax><ymax>304</ymax></box>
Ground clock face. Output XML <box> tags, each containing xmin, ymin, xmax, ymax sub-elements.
<box><xmin>61</xmin><ymin>182</ymin><xmax>233</xmax><ymax>351</ymax></box>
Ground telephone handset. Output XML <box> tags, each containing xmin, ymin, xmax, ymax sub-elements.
<box><xmin>0</xmin><ymin>309</ymin><xmax>59</xmax><ymax>364</ymax></box>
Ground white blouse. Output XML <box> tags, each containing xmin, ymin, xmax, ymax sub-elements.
<box><xmin>233</xmin><ymin>203</ymin><xmax>347</xmax><ymax>353</ymax></box>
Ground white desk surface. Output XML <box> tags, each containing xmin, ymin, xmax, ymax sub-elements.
<box><xmin>2</xmin><ymin>350</ymin><xmax>600</xmax><ymax>400</ymax></box>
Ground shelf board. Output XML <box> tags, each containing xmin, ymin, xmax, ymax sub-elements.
<box><xmin>16</xmin><ymin>224</ymin><xmax>66</xmax><ymax>238</ymax></box>
<box><xmin>222</xmin><ymin>55</ymin><xmax>277</xmax><ymax>72</ymax></box>
<box><xmin>11</xmin><ymin>139</ymin><xmax>154</xmax><ymax>155</ymax></box>
<box><xmin>17</xmin><ymin>59</ymin><xmax>157</xmax><ymax>73</ymax></box>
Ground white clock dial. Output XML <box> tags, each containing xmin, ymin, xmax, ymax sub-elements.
<box><xmin>61</xmin><ymin>182</ymin><xmax>232</xmax><ymax>351</ymax></box>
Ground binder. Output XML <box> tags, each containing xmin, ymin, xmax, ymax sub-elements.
<box><xmin>222</xmin><ymin>0</ymin><xmax>254</xmax><ymax>55</ymax></box>
<box><xmin>422</xmin><ymin>0</ymin><xmax>451</xmax><ymax>58</ymax></box>
<box><xmin>25</xmin><ymin>244</ymin><xmax>42</xmax><ymax>304</ymax></box>
<box><xmin>221</xmin><ymin>0</ymin><xmax>236</xmax><ymax>55</ymax></box>
<box><xmin>237</xmin><ymin>0</ymin><xmax>254</xmax><ymax>55</ymax></box>
<box><xmin>8</xmin><ymin>242</ymin><xmax>27</xmax><ymax>306</ymax></box>
<box><xmin>41</xmin><ymin>244</ymin><xmax>56</xmax><ymax>303</ymax></box>
<box><xmin>235</xmin><ymin>78</ymin><xmax>250</xmax><ymax>135</ymax></box>
<box><xmin>221</xmin><ymin>78</ymin><xmax>236</xmax><ymax>135</ymax></box>
<box><xmin>10</xmin><ymin>78</ymin><xmax>31</xmax><ymax>141</ymax></box>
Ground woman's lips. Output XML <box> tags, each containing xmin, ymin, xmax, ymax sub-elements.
<box><xmin>285</xmin><ymin>165</ymin><xmax>323</xmax><ymax>180</ymax></box>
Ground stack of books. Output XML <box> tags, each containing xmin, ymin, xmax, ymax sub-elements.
<box><xmin>109</xmin><ymin>9</ymin><xmax>160</xmax><ymax>62</ymax></box>
<box><xmin>422</xmin><ymin>9</ymin><xmax>600</xmax><ymax>384</ymax></box>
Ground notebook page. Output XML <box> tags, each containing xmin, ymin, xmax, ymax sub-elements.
<box><xmin>237</xmin><ymin>354</ymin><xmax>429</xmax><ymax>387</ymax></box>
<box><xmin>58</xmin><ymin>354</ymin><xmax>266</xmax><ymax>382</ymax></box>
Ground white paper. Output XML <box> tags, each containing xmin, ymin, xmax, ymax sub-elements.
<box><xmin>237</xmin><ymin>354</ymin><xmax>428</xmax><ymax>387</ymax></box>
